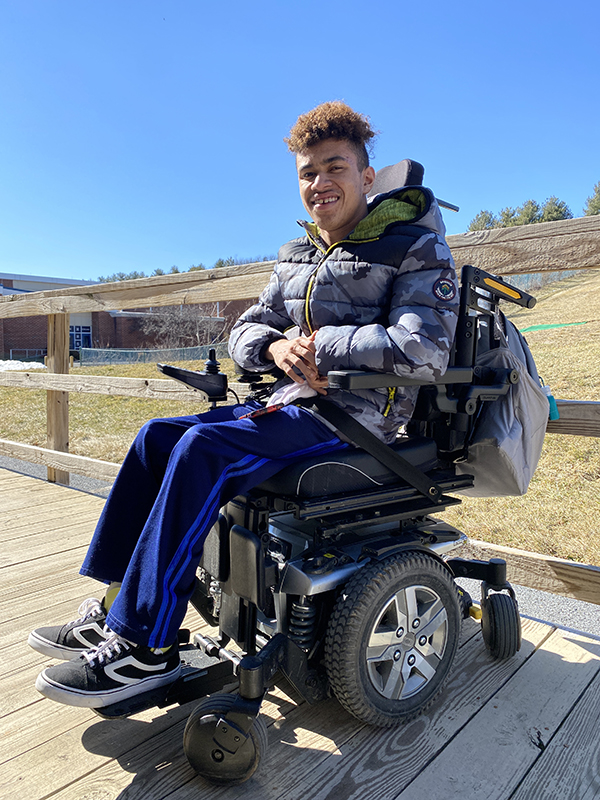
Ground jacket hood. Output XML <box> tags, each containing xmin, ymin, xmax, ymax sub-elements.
<box><xmin>366</xmin><ymin>186</ymin><xmax>447</xmax><ymax>237</ymax></box>
<box><xmin>298</xmin><ymin>186</ymin><xmax>446</xmax><ymax>246</ymax></box>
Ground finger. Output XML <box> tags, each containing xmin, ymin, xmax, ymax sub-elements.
<box><xmin>282</xmin><ymin>355</ymin><xmax>314</xmax><ymax>383</ymax></box>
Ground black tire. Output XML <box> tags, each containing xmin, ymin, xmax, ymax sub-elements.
<box><xmin>481</xmin><ymin>592</ymin><xmax>522</xmax><ymax>660</ymax></box>
<box><xmin>183</xmin><ymin>693</ymin><xmax>268</xmax><ymax>785</ymax></box>
<box><xmin>324</xmin><ymin>551</ymin><xmax>462</xmax><ymax>727</ymax></box>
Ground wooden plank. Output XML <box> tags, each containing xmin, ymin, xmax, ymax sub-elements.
<box><xmin>1</xmin><ymin>511</ymin><xmax>100</xmax><ymax>542</ymax></box>
<box><xmin>46</xmin><ymin>313</ymin><xmax>70</xmax><ymax>485</ymax></box>
<box><xmin>446</xmin><ymin>214</ymin><xmax>600</xmax><ymax>276</ymax></box>
<box><xmin>546</xmin><ymin>399</ymin><xmax>600</xmax><ymax>437</ymax></box>
<box><xmin>0</xmin><ymin>371</ymin><xmax>251</xmax><ymax>403</ymax></box>
<box><xmin>0</xmin><ymin>488</ymin><xmax>93</xmax><ymax>514</ymax></box>
<box><xmin>0</xmin><ymin>260</ymin><xmax>275</xmax><ymax>319</ymax></box>
<box><xmin>1</xmin><ymin>568</ymin><xmax>94</xmax><ymax>611</ymax></box>
<box><xmin>0</xmin><ymin>371</ymin><xmax>205</xmax><ymax>401</ymax></box>
<box><xmin>0</xmin><ymin>534</ymin><xmax>89</xmax><ymax>569</ymax></box>
<box><xmin>509</xmin><ymin>668</ymin><xmax>600</xmax><ymax>799</ymax></box>
<box><xmin>0</xmin><ymin>505</ymin><xmax>101</xmax><ymax>541</ymax></box>
<box><xmin>465</xmin><ymin>538</ymin><xmax>600</xmax><ymax>606</ymax></box>
<box><xmin>2</xmin><ymin>521</ymin><xmax>96</xmax><ymax>563</ymax></box>
<box><xmin>0</xmin><ymin>492</ymin><xmax>102</xmax><ymax>524</ymax></box>
<box><xmin>400</xmin><ymin>628</ymin><xmax>600</xmax><ymax>800</ymax></box>
<box><xmin>0</xmin><ymin>439</ymin><xmax>120</xmax><ymax>482</ymax></box>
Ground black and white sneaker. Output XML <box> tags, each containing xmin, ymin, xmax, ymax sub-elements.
<box><xmin>35</xmin><ymin>631</ymin><xmax>181</xmax><ymax>708</ymax></box>
<box><xmin>28</xmin><ymin>597</ymin><xmax>110</xmax><ymax>660</ymax></box>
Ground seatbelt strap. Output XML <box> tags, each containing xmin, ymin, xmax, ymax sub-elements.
<box><xmin>309</xmin><ymin>397</ymin><xmax>444</xmax><ymax>503</ymax></box>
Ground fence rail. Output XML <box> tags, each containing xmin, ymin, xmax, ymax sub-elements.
<box><xmin>1</xmin><ymin>216</ymin><xmax>599</xmax><ymax>604</ymax></box>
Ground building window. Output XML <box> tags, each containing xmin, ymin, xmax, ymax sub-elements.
<box><xmin>70</xmin><ymin>325</ymin><xmax>92</xmax><ymax>349</ymax></box>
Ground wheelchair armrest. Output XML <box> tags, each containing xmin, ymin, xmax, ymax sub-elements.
<box><xmin>327</xmin><ymin>367</ymin><xmax>474</xmax><ymax>391</ymax></box>
<box><xmin>157</xmin><ymin>363</ymin><xmax>228</xmax><ymax>401</ymax></box>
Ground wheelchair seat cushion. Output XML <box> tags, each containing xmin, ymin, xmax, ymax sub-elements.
<box><xmin>257</xmin><ymin>437</ymin><xmax>439</xmax><ymax>498</ymax></box>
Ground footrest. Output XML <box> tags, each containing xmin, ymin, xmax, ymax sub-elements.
<box><xmin>92</xmin><ymin>645</ymin><xmax>238</xmax><ymax>719</ymax></box>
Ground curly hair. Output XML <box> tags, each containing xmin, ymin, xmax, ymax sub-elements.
<box><xmin>285</xmin><ymin>101</ymin><xmax>377</xmax><ymax>170</ymax></box>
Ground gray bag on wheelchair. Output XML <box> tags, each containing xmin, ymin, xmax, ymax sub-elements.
<box><xmin>456</xmin><ymin>313</ymin><xmax>549</xmax><ymax>497</ymax></box>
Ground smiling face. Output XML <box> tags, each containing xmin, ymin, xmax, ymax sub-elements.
<box><xmin>296</xmin><ymin>139</ymin><xmax>375</xmax><ymax>246</ymax></box>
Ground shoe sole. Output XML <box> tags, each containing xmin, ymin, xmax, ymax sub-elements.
<box><xmin>28</xmin><ymin>631</ymin><xmax>89</xmax><ymax>661</ymax></box>
<box><xmin>35</xmin><ymin>663</ymin><xmax>182</xmax><ymax>708</ymax></box>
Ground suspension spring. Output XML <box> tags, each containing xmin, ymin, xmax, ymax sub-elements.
<box><xmin>289</xmin><ymin>598</ymin><xmax>317</xmax><ymax>649</ymax></box>
<box><xmin>209</xmin><ymin>579</ymin><xmax>222</xmax><ymax>615</ymax></box>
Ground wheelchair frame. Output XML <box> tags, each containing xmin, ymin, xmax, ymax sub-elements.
<box><xmin>94</xmin><ymin>264</ymin><xmax>535</xmax><ymax>785</ymax></box>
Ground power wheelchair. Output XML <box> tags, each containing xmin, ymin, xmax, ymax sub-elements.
<box><xmin>90</xmin><ymin>261</ymin><xmax>537</xmax><ymax>785</ymax></box>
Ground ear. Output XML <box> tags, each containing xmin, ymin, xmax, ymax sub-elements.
<box><xmin>363</xmin><ymin>165</ymin><xmax>376</xmax><ymax>196</ymax></box>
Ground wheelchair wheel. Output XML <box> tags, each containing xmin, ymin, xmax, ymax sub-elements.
<box><xmin>325</xmin><ymin>551</ymin><xmax>461</xmax><ymax>727</ymax></box>
<box><xmin>481</xmin><ymin>591</ymin><xmax>522</xmax><ymax>660</ymax></box>
<box><xmin>183</xmin><ymin>693</ymin><xmax>268</xmax><ymax>785</ymax></box>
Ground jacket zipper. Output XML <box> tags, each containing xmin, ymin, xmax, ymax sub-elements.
<box><xmin>383</xmin><ymin>387</ymin><xmax>397</xmax><ymax>416</ymax></box>
<box><xmin>303</xmin><ymin>233</ymin><xmax>379</xmax><ymax>334</ymax></box>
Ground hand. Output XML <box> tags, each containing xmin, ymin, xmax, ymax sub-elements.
<box><xmin>304</xmin><ymin>372</ymin><xmax>329</xmax><ymax>395</ymax></box>
<box><xmin>266</xmin><ymin>331</ymin><xmax>326</xmax><ymax>392</ymax></box>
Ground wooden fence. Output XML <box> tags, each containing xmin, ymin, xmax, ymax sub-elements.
<box><xmin>1</xmin><ymin>216</ymin><xmax>599</xmax><ymax>604</ymax></box>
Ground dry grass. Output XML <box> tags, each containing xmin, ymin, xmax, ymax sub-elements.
<box><xmin>1</xmin><ymin>270</ymin><xmax>599</xmax><ymax>564</ymax></box>
<box><xmin>442</xmin><ymin>269</ymin><xmax>600</xmax><ymax>565</ymax></box>
<box><xmin>0</xmin><ymin>360</ymin><xmax>237</xmax><ymax>464</ymax></box>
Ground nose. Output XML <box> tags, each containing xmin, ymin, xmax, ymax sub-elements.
<box><xmin>312</xmin><ymin>171</ymin><xmax>332</xmax><ymax>192</ymax></box>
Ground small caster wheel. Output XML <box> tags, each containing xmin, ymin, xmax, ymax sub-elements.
<box><xmin>183</xmin><ymin>693</ymin><xmax>268</xmax><ymax>785</ymax></box>
<box><xmin>457</xmin><ymin>586</ymin><xmax>473</xmax><ymax>619</ymax></box>
<box><xmin>481</xmin><ymin>592</ymin><xmax>522</xmax><ymax>659</ymax></box>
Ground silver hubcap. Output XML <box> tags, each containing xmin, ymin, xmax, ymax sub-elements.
<box><xmin>365</xmin><ymin>584</ymin><xmax>448</xmax><ymax>700</ymax></box>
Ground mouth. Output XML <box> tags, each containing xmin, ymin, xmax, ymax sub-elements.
<box><xmin>312</xmin><ymin>195</ymin><xmax>338</xmax><ymax>209</ymax></box>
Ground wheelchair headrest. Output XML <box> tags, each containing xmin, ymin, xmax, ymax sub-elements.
<box><xmin>368</xmin><ymin>159</ymin><xmax>425</xmax><ymax>197</ymax></box>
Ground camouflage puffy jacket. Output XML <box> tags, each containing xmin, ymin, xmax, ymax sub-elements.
<box><xmin>229</xmin><ymin>186</ymin><xmax>459</xmax><ymax>443</ymax></box>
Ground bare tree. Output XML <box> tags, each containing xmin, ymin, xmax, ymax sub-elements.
<box><xmin>140</xmin><ymin>302</ymin><xmax>230</xmax><ymax>349</ymax></box>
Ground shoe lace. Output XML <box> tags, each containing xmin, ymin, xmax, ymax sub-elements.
<box><xmin>83</xmin><ymin>631</ymin><xmax>132</xmax><ymax>667</ymax></box>
<box><xmin>75</xmin><ymin>597</ymin><xmax>104</xmax><ymax>623</ymax></box>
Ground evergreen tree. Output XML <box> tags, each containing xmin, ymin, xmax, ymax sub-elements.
<box><xmin>540</xmin><ymin>197</ymin><xmax>573</xmax><ymax>223</ymax></box>
<box><xmin>584</xmin><ymin>181</ymin><xmax>600</xmax><ymax>216</ymax></box>
<box><xmin>213</xmin><ymin>257</ymin><xmax>236</xmax><ymax>269</ymax></box>
<box><xmin>97</xmin><ymin>270</ymin><xmax>148</xmax><ymax>282</ymax></box>
<box><xmin>497</xmin><ymin>206</ymin><xmax>518</xmax><ymax>227</ymax></box>
<box><xmin>514</xmin><ymin>200</ymin><xmax>542</xmax><ymax>226</ymax></box>
<box><xmin>468</xmin><ymin>210</ymin><xmax>497</xmax><ymax>231</ymax></box>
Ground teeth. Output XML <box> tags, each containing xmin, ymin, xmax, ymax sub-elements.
<box><xmin>316</xmin><ymin>197</ymin><xmax>337</xmax><ymax>204</ymax></box>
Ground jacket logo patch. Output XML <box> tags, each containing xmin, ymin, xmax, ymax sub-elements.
<box><xmin>433</xmin><ymin>278</ymin><xmax>456</xmax><ymax>301</ymax></box>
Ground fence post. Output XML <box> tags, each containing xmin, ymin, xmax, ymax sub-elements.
<box><xmin>47</xmin><ymin>314</ymin><xmax>70</xmax><ymax>484</ymax></box>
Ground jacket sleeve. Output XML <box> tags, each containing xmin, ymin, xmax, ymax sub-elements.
<box><xmin>228</xmin><ymin>267</ymin><xmax>291</xmax><ymax>371</ymax></box>
<box><xmin>313</xmin><ymin>232</ymin><xmax>459</xmax><ymax>381</ymax></box>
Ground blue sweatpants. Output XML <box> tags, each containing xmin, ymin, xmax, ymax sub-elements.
<box><xmin>80</xmin><ymin>401</ymin><xmax>344</xmax><ymax>649</ymax></box>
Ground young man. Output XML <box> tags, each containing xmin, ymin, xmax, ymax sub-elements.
<box><xmin>29</xmin><ymin>101</ymin><xmax>458</xmax><ymax>708</ymax></box>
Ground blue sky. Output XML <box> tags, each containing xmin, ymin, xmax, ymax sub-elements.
<box><xmin>1</xmin><ymin>0</ymin><xmax>598</xmax><ymax>282</ymax></box>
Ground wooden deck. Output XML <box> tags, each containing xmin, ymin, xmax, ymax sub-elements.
<box><xmin>2</xmin><ymin>465</ymin><xmax>600</xmax><ymax>800</ymax></box>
